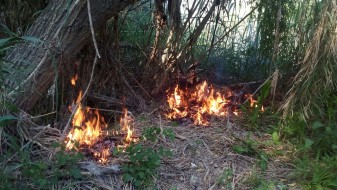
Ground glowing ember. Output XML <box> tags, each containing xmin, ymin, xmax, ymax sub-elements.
<box><xmin>166</xmin><ymin>80</ymin><xmax>263</xmax><ymax>125</ymax></box>
<box><xmin>261</xmin><ymin>105</ymin><xmax>265</xmax><ymax>112</ymax></box>
<box><xmin>94</xmin><ymin>148</ymin><xmax>111</xmax><ymax>164</ymax></box>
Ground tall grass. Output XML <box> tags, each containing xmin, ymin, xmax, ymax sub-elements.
<box><xmin>282</xmin><ymin>0</ymin><xmax>337</xmax><ymax>118</ymax></box>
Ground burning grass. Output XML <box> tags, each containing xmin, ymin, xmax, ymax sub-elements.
<box><xmin>65</xmin><ymin>74</ymin><xmax>138</xmax><ymax>164</ymax></box>
<box><xmin>165</xmin><ymin>80</ymin><xmax>263</xmax><ymax>126</ymax></box>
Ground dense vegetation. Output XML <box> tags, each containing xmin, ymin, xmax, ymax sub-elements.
<box><xmin>1</xmin><ymin>0</ymin><xmax>337</xmax><ymax>189</ymax></box>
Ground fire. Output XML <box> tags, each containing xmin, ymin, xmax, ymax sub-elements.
<box><xmin>120</xmin><ymin>108</ymin><xmax>136</xmax><ymax>143</ymax></box>
<box><xmin>94</xmin><ymin>148</ymin><xmax>110</xmax><ymax>164</ymax></box>
<box><xmin>166</xmin><ymin>81</ymin><xmax>230</xmax><ymax>125</ymax></box>
<box><xmin>65</xmin><ymin>92</ymin><xmax>136</xmax><ymax>163</ymax></box>
<box><xmin>166</xmin><ymin>80</ymin><xmax>264</xmax><ymax>125</ymax></box>
<box><xmin>246</xmin><ymin>94</ymin><xmax>265</xmax><ymax>112</ymax></box>
<box><xmin>65</xmin><ymin>91</ymin><xmax>107</xmax><ymax>150</ymax></box>
<box><xmin>65</xmin><ymin>75</ymin><xmax>138</xmax><ymax>164</ymax></box>
<box><xmin>71</xmin><ymin>74</ymin><xmax>78</xmax><ymax>86</ymax></box>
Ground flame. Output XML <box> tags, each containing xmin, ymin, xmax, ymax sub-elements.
<box><xmin>120</xmin><ymin>108</ymin><xmax>135</xmax><ymax>143</ymax></box>
<box><xmin>66</xmin><ymin>74</ymin><xmax>138</xmax><ymax>164</ymax></box>
<box><xmin>71</xmin><ymin>74</ymin><xmax>78</xmax><ymax>86</ymax></box>
<box><xmin>166</xmin><ymin>81</ymin><xmax>264</xmax><ymax>125</ymax></box>
<box><xmin>166</xmin><ymin>81</ymin><xmax>229</xmax><ymax>125</ymax></box>
<box><xmin>66</xmin><ymin>91</ymin><xmax>107</xmax><ymax>150</ymax></box>
<box><xmin>246</xmin><ymin>94</ymin><xmax>257</xmax><ymax>108</ymax></box>
<box><xmin>261</xmin><ymin>105</ymin><xmax>265</xmax><ymax>112</ymax></box>
<box><xmin>94</xmin><ymin>148</ymin><xmax>110</xmax><ymax>164</ymax></box>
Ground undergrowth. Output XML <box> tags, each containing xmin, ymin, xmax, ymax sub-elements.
<box><xmin>0</xmin><ymin>136</ymin><xmax>83</xmax><ymax>189</ymax></box>
<box><xmin>116</xmin><ymin>127</ymin><xmax>174</xmax><ymax>189</ymax></box>
<box><xmin>240</xmin><ymin>83</ymin><xmax>337</xmax><ymax>189</ymax></box>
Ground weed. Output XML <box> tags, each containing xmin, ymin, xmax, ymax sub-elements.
<box><xmin>0</xmin><ymin>134</ymin><xmax>83</xmax><ymax>189</ymax></box>
<box><xmin>241</xmin><ymin>81</ymin><xmax>271</xmax><ymax>128</ymax></box>
<box><xmin>216</xmin><ymin>168</ymin><xmax>233</xmax><ymax>189</ymax></box>
<box><xmin>281</xmin><ymin>94</ymin><xmax>337</xmax><ymax>157</ymax></box>
<box><xmin>20</xmin><ymin>143</ymin><xmax>83</xmax><ymax>188</ymax></box>
<box><xmin>293</xmin><ymin>156</ymin><xmax>337</xmax><ymax>189</ymax></box>
<box><xmin>118</xmin><ymin>127</ymin><xmax>174</xmax><ymax>189</ymax></box>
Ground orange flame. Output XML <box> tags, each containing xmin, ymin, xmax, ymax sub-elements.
<box><xmin>94</xmin><ymin>148</ymin><xmax>111</xmax><ymax>164</ymax></box>
<box><xmin>166</xmin><ymin>81</ymin><xmax>229</xmax><ymax>125</ymax></box>
<box><xmin>246</xmin><ymin>94</ymin><xmax>257</xmax><ymax>108</ymax></box>
<box><xmin>66</xmin><ymin>74</ymin><xmax>138</xmax><ymax>164</ymax></box>
<box><xmin>120</xmin><ymin>108</ymin><xmax>136</xmax><ymax>143</ymax></box>
<box><xmin>66</xmin><ymin>91</ymin><xmax>107</xmax><ymax>150</ymax></box>
<box><xmin>71</xmin><ymin>74</ymin><xmax>78</xmax><ymax>86</ymax></box>
<box><xmin>166</xmin><ymin>81</ymin><xmax>264</xmax><ymax>125</ymax></box>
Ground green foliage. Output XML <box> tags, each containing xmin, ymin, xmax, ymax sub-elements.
<box><xmin>293</xmin><ymin>156</ymin><xmax>337</xmax><ymax>189</ymax></box>
<box><xmin>0</xmin><ymin>24</ymin><xmax>42</xmax><ymax>113</ymax></box>
<box><xmin>258</xmin><ymin>0</ymin><xmax>294</xmax><ymax>58</ymax></box>
<box><xmin>241</xmin><ymin>81</ymin><xmax>271</xmax><ymax>128</ymax></box>
<box><xmin>232</xmin><ymin>138</ymin><xmax>258</xmax><ymax>156</ymax></box>
<box><xmin>0</xmin><ymin>114</ymin><xmax>17</xmax><ymax>126</ymax></box>
<box><xmin>143</xmin><ymin>127</ymin><xmax>175</xmax><ymax>142</ymax></box>
<box><xmin>281</xmin><ymin>93</ymin><xmax>337</xmax><ymax>157</ymax></box>
<box><xmin>116</xmin><ymin>2</ymin><xmax>153</xmax><ymax>58</ymax></box>
<box><xmin>122</xmin><ymin>143</ymin><xmax>171</xmax><ymax>189</ymax></box>
<box><xmin>232</xmin><ymin>137</ymin><xmax>269</xmax><ymax>172</ymax></box>
<box><xmin>118</xmin><ymin>127</ymin><xmax>174</xmax><ymax>189</ymax></box>
<box><xmin>21</xmin><ymin>144</ymin><xmax>83</xmax><ymax>188</ymax></box>
<box><xmin>255</xmin><ymin>180</ymin><xmax>287</xmax><ymax>190</ymax></box>
<box><xmin>0</xmin><ymin>135</ymin><xmax>83</xmax><ymax>189</ymax></box>
<box><xmin>215</xmin><ymin>168</ymin><xmax>233</xmax><ymax>189</ymax></box>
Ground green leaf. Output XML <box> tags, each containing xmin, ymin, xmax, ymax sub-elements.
<box><xmin>304</xmin><ymin>138</ymin><xmax>314</xmax><ymax>149</ymax></box>
<box><xmin>272</xmin><ymin>131</ymin><xmax>279</xmax><ymax>143</ymax></box>
<box><xmin>259</xmin><ymin>154</ymin><xmax>268</xmax><ymax>172</ymax></box>
<box><xmin>0</xmin><ymin>37</ymin><xmax>23</xmax><ymax>50</ymax></box>
<box><xmin>232</xmin><ymin>145</ymin><xmax>248</xmax><ymax>154</ymax></box>
<box><xmin>123</xmin><ymin>173</ymin><xmax>132</xmax><ymax>182</ymax></box>
<box><xmin>312</xmin><ymin>121</ymin><xmax>324</xmax><ymax>129</ymax></box>
<box><xmin>0</xmin><ymin>115</ymin><xmax>18</xmax><ymax>126</ymax></box>
<box><xmin>20</xmin><ymin>36</ymin><xmax>43</xmax><ymax>43</ymax></box>
<box><xmin>0</xmin><ymin>24</ymin><xmax>17</xmax><ymax>36</ymax></box>
<box><xmin>332</xmin><ymin>144</ymin><xmax>337</xmax><ymax>150</ymax></box>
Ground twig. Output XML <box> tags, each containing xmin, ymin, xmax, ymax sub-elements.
<box><xmin>242</xmin><ymin>73</ymin><xmax>276</xmax><ymax>105</ymax></box>
<box><xmin>22</xmin><ymin>111</ymin><xmax>57</xmax><ymax>120</ymax></box>
<box><xmin>87</xmin><ymin>0</ymin><xmax>101</xmax><ymax>58</ymax></box>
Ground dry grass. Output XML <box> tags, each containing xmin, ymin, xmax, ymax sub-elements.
<box><xmin>0</xmin><ymin>101</ymin><xmax>297</xmax><ymax>190</ymax></box>
<box><xmin>282</xmin><ymin>0</ymin><xmax>337</xmax><ymax>118</ymax></box>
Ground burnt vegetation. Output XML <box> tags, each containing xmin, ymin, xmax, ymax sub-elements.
<box><xmin>1</xmin><ymin>0</ymin><xmax>337</xmax><ymax>189</ymax></box>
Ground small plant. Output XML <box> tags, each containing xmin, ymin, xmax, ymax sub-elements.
<box><xmin>293</xmin><ymin>156</ymin><xmax>337</xmax><ymax>189</ymax></box>
<box><xmin>232</xmin><ymin>137</ymin><xmax>269</xmax><ymax>172</ymax></box>
<box><xmin>216</xmin><ymin>168</ymin><xmax>233</xmax><ymax>189</ymax></box>
<box><xmin>241</xmin><ymin>81</ymin><xmax>271</xmax><ymax>128</ymax></box>
<box><xmin>20</xmin><ymin>143</ymin><xmax>83</xmax><ymax>188</ymax></box>
<box><xmin>118</xmin><ymin>127</ymin><xmax>174</xmax><ymax>189</ymax></box>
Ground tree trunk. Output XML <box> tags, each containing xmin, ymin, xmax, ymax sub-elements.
<box><xmin>5</xmin><ymin>0</ymin><xmax>137</xmax><ymax>111</ymax></box>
